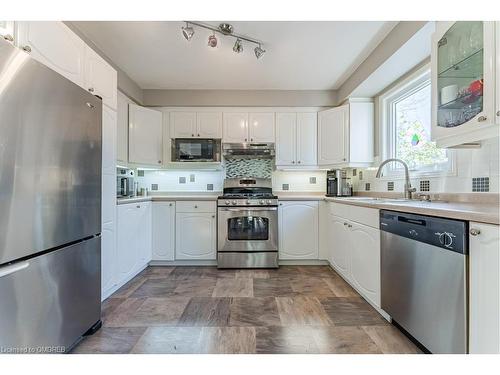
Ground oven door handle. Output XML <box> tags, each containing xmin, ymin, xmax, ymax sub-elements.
<box><xmin>218</xmin><ymin>207</ymin><xmax>278</xmax><ymax>212</ymax></box>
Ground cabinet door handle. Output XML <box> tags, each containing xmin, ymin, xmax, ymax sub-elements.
<box><xmin>470</xmin><ymin>228</ymin><xmax>481</xmax><ymax>236</ymax></box>
<box><xmin>3</xmin><ymin>34</ymin><xmax>14</xmax><ymax>42</ymax></box>
<box><xmin>169</xmin><ymin>203</ymin><xmax>173</xmax><ymax>207</ymax></box>
<box><xmin>191</xmin><ymin>134</ymin><xmax>195</xmax><ymax>137</ymax></box>
<box><xmin>496</xmin><ymin>110</ymin><xmax>500</xmax><ymax>117</ymax></box>
<box><xmin>212</xmin><ymin>215</ymin><xmax>215</xmax><ymax>218</ymax></box>
<box><xmin>22</xmin><ymin>45</ymin><xmax>31</xmax><ymax>53</ymax></box>
<box><xmin>136</xmin><ymin>205</ymin><xmax>141</xmax><ymax>208</ymax></box>
<box><xmin>88</xmin><ymin>87</ymin><xmax>95</xmax><ymax>93</ymax></box>
<box><xmin>158</xmin><ymin>160</ymin><xmax>162</xmax><ymax>164</ymax></box>
<box><xmin>292</xmin><ymin>160</ymin><xmax>295</xmax><ymax>164</ymax></box>
<box><xmin>198</xmin><ymin>134</ymin><xmax>200</xmax><ymax>137</ymax></box>
<box><xmin>297</xmin><ymin>161</ymin><xmax>301</xmax><ymax>164</ymax></box>
<box><xmin>194</xmin><ymin>205</ymin><xmax>198</xmax><ymax>208</ymax></box>
<box><xmin>250</xmin><ymin>138</ymin><xmax>253</xmax><ymax>142</ymax></box>
<box><xmin>477</xmin><ymin>116</ymin><xmax>487</xmax><ymax>122</ymax></box>
<box><xmin>245</xmin><ymin>138</ymin><xmax>247</xmax><ymax>142</ymax></box>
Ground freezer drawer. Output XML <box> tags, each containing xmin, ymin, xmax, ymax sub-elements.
<box><xmin>0</xmin><ymin>236</ymin><xmax>101</xmax><ymax>353</ymax></box>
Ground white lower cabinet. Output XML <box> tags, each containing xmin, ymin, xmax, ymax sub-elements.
<box><xmin>349</xmin><ymin>221</ymin><xmax>381</xmax><ymax>307</ymax></box>
<box><xmin>327</xmin><ymin>203</ymin><xmax>381</xmax><ymax>308</ymax></box>
<box><xmin>469</xmin><ymin>222</ymin><xmax>500</xmax><ymax>353</ymax></box>
<box><xmin>175</xmin><ymin>201</ymin><xmax>216</xmax><ymax>260</ymax></box>
<box><xmin>279</xmin><ymin>201</ymin><xmax>319</xmax><ymax>259</ymax></box>
<box><xmin>116</xmin><ymin>202</ymin><xmax>152</xmax><ymax>286</ymax></box>
<box><xmin>152</xmin><ymin>202</ymin><xmax>176</xmax><ymax>261</ymax></box>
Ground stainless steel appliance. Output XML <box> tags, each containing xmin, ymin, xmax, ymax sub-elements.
<box><xmin>326</xmin><ymin>169</ymin><xmax>352</xmax><ymax>197</ymax></box>
<box><xmin>380</xmin><ymin>210</ymin><xmax>468</xmax><ymax>354</ymax></box>
<box><xmin>0</xmin><ymin>39</ymin><xmax>102</xmax><ymax>352</ymax></box>
<box><xmin>217</xmin><ymin>178</ymin><xmax>278</xmax><ymax>268</ymax></box>
<box><xmin>171</xmin><ymin>138</ymin><xmax>221</xmax><ymax>162</ymax></box>
<box><xmin>223</xmin><ymin>143</ymin><xmax>275</xmax><ymax>159</ymax></box>
<box><xmin>117</xmin><ymin>167</ymin><xmax>135</xmax><ymax>198</ymax></box>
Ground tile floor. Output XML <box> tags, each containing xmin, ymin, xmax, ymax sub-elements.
<box><xmin>71</xmin><ymin>266</ymin><xmax>421</xmax><ymax>354</ymax></box>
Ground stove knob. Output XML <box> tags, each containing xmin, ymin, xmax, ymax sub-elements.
<box><xmin>259</xmin><ymin>200</ymin><xmax>265</xmax><ymax>205</ymax></box>
<box><xmin>267</xmin><ymin>200</ymin><xmax>272</xmax><ymax>204</ymax></box>
<box><xmin>225</xmin><ymin>200</ymin><xmax>230</xmax><ymax>205</ymax></box>
<box><xmin>232</xmin><ymin>200</ymin><xmax>237</xmax><ymax>205</ymax></box>
<box><xmin>246</xmin><ymin>200</ymin><xmax>251</xmax><ymax>205</ymax></box>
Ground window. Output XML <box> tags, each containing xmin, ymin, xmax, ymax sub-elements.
<box><xmin>381</xmin><ymin>66</ymin><xmax>454</xmax><ymax>176</ymax></box>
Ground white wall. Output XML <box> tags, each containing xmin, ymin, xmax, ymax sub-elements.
<box><xmin>353</xmin><ymin>137</ymin><xmax>499</xmax><ymax>194</ymax></box>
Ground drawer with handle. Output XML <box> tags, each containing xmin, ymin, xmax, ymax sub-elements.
<box><xmin>175</xmin><ymin>201</ymin><xmax>216</xmax><ymax>213</ymax></box>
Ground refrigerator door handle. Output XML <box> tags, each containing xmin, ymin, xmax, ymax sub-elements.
<box><xmin>0</xmin><ymin>261</ymin><xmax>30</xmax><ymax>278</ymax></box>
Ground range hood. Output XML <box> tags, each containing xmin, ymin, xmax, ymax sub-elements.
<box><xmin>223</xmin><ymin>143</ymin><xmax>275</xmax><ymax>159</ymax></box>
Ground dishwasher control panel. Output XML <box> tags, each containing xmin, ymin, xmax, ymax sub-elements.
<box><xmin>379</xmin><ymin>210</ymin><xmax>467</xmax><ymax>254</ymax></box>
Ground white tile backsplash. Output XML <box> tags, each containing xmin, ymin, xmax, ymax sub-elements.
<box><xmin>272</xmin><ymin>170</ymin><xmax>326</xmax><ymax>192</ymax></box>
<box><xmin>355</xmin><ymin>137</ymin><xmax>499</xmax><ymax>193</ymax></box>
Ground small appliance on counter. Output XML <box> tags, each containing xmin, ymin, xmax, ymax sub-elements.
<box><xmin>326</xmin><ymin>169</ymin><xmax>353</xmax><ymax>197</ymax></box>
<box><xmin>117</xmin><ymin>167</ymin><xmax>135</xmax><ymax>198</ymax></box>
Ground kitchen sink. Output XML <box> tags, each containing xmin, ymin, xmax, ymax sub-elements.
<box><xmin>337</xmin><ymin>197</ymin><xmax>446</xmax><ymax>204</ymax></box>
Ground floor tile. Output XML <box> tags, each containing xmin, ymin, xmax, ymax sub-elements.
<box><xmin>311</xmin><ymin>326</ymin><xmax>382</xmax><ymax>354</ymax></box>
<box><xmin>322</xmin><ymin>275</ymin><xmax>358</xmax><ymax>297</ymax></box>
<box><xmin>267</xmin><ymin>266</ymin><xmax>303</xmax><ymax>279</ymax></box>
<box><xmin>229</xmin><ymin>297</ymin><xmax>281</xmax><ymax>327</ymax></box>
<box><xmin>140</xmin><ymin>266</ymin><xmax>175</xmax><ymax>279</ymax></box>
<box><xmin>255</xmin><ymin>326</ymin><xmax>319</xmax><ymax>354</ymax></box>
<box><xmin>129</xmin><ymin>278</ymin><xmax>178</xmax><ymax>298</ymax></box>
<box><xmin>112</xmin><ymin>276</ymin><xmax>147</xmax><ymax>298</ymax></box>
<box><xmin>168</xmin><ymin>266</ymin><xmax>235</xmax><ymax>280</ymax></box>
<box><xmin>200</xmin><ymin>327</ymin><xmax>256</xmax><ymax>354</ymax></box>
<box><xmin>104</xmin><ymin>298</ymin><xmax>147</xmax><ymax>327</ymax></box>
<box><xmin>235</xmin><ymin>269</ymin><xmax>270</xmax><ymax>279</ymax></box>
<box><xmin>101</xmin><ymin>297</ymin><xmax>125</xmax><ymax>325</ymax></box>
<box><xmin>276</xmin><ymin>297</ymin><xmax>332</xmax><ymax>326</ymax></box>
<box><xmin>173</xmin><ymin>277</ymin><xmax>217</xmax><ymax>297</ymax></box>
<box><xmin>253</xmin><ymin>278</ymin><xmax>296</xmax><ymax>297</ymax></box>
<box><xmin>212</xmin><ymin>278</ymin><xmax>253</xmax><ymax>297</ymax></box>
<box><xmin>123</xmin><ymin>297</ymin><xmax>191</xmax><ymax>327</ymax></box>
<box><xmin>177</xmin><ymin>297</ymin><xmax>231</xmax><ymax>326</ymax></box>
<box><xmin>71</xmin><ymin>327</ymin><xmax>146</xmax><ymax>354</ymax></box>
<box><xmin>290</xmin><ymin>277</ymin><xmax>335</xmax><ymax>297</ymax></box>
<box><xmin>298</xmin><ymin>266</ymin><xmax>336</xmax><ymax>278</ymax></box>
<box><xmin>362</xmin><ymin>325</ymin><xmax>422</xmax><ymax>354</ymax></box>
<box><xmin>131</xmin><ymin>327</ymin><xmax>204</xmax><ymax>354</ymax></box>
<box><xmin>320</xmin><ymin>297</ymin><xmax>388</xmax><ymax>326</ymax></box>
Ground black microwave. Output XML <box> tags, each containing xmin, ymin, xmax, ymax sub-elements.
<box><xmin>171</xmin><ymin>138</ymin><xmax>221</xmax><ymax>162</ymax></box>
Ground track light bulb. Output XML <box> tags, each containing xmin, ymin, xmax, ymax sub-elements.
<box><xmin>254</xmin><ymin>44</ymin><xmax>265</xmax><ymax>59</ymax></box>
<box><xmin>182</xmin><ymin>22</ymin><xmax>194</xmax><ymax>41</ymax></box>
<box><xmin>233</xmin><ymin>39</ymin><xmax>243</xmax><ymax>53</ymax></box>
<box><xmin>208</xmin><ymin>33</ymin><xmax>218</xmax><ymax>48</ymax></box>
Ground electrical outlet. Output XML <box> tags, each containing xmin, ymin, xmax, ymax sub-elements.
<box><xmin>359</xmin><ymin>171</ymin><xmax>363</xmax><ymax>180</ymax></box>
<box><xmin>179</xmin><ymin>176</ymin><xmax>186</xmax><ymax>184</ymax></box>
<box><xmin>282</xmin><ymin>183</ymin><xmax>289</xmax><ymax>191</ymax></box>
<box><xmin>365</xmin><ymin>183</ymin><xmax>371</xmax><ymax>191</ymax></box>
<box><xmin>387</xmin><ymin>181</ymin><xmax>394</xmax><ymax>191</ymax></box>
<box><xmin>352</xmin><ymin>169</ymin><xmax>357</xmax><ymax>176</ymax></box>
<box><xmin>309</xmin><ymin>177</ymin><xmax>316</xmax><ymax>184</ymax></box>
<box><xmin>190</xmin><ymin>174</ymin><xmax>195</xmax><ymax>182</ymax></box>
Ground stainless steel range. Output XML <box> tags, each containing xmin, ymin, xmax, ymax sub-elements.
<box><xmin>217</xmin><ymin>178</ymin><xmax>279</xmax><ymax>268</ymax></box>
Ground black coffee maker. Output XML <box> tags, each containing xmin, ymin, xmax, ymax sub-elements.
<box><xmin>326</xmin><ymin>169</ymin><xmax>353</xmax><ymax>197</ymax></box>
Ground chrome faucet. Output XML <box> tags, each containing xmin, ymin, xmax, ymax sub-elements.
<box><xmin>376</xmin><ymin>158</ymin><xmax>416</xmax><ymax>199</ymax></box>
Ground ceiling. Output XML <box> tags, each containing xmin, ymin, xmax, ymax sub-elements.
<box><xmin>73</xmin><ymin>21</ymin><xmax>397</xmax><ymax>91</ymax></box>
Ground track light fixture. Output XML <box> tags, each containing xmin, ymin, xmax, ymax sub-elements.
<box><xmin>232</xmin><ymin>39</ymin><xmax>243</xmax><ymax>53</ymax></box>
<box><xmin>180</xmin><ymin>21</ymin><xmax>266</xmax><ymax>59</ymax></box>
<box><xmin>181</xmin><ymin>22</ymin><xmax>194</xmax><ymax>41</ymax></box>
<box><xmin>254</xmin><ymin>44</ymin><xmax>265</xmax><ymax>59</ymax></box>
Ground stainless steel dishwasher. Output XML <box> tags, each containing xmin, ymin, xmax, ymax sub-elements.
<box><xmin>380</xmin><ymin>210</ymin><xmax>468</xmax><ymax>354</ymax></box>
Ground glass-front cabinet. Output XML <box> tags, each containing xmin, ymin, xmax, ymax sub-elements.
<box><xmin>431</xmin><ymin>21</ymin><xmax>498</xmax><ymax>147</ymax></box>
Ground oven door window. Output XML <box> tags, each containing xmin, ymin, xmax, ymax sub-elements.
<box><xmin>227</xmin><ymin>216</ymin><xmax>269</xmax><ymax>241</ymax></box>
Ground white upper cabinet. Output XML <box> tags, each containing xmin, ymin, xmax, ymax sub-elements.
<box><xmin>128</xmin><ymin>104</ymin><xmax>163</xmax><ymax>166</ymax></box>
<box><xmin>0</xmin><ymin>21</ymin><xmax>15</xmax><ymax>42</ymax></box>
<box><xmin>197</xmin><ymin>112</ymin><xmax>223</xmax><ymax>138</ymax></box>
<box><xmin>84</xmin><ymin>45</ymin><xmax>117</xmax><ymax>110</ymax></box>
<box><xmin>171</xmin><ymin>112</ymin><xmax>197</xmax><ymax>138</ymax></box>
<box><xmin>279</xmin><ymin>201</ymin><xmax>319</xmax><ymax>260</ymax></box>
<box><xmin>469</xmin><ymin>222</ymin><xmax>500</xmax><ymax>354</ymax></box>
<box><xmin>116</xmin><ymin>91</ymin><xmax>130</xmax><ymax>163</ymax></box>
<box><xmin>16</xmin><ymin>21</ymin><xmax>86</xmax><ymax>87</ymax></box>
<box><xmin>296</xmin><ymin>113</ymin><xmax>317</xmax><ymax>166</ymax></box>
<box><xmin>318</xmin><ymin>105</ymin><xmax>348</xmax><ymax>165</ymax></box>
<box><xmin>248</xmin><ymin>113</ymin><xmax>275</xmax><ymax>142</ymax></box>
<box><xmin>170</xmin><ymin>111</ymin><xmax>222</xmax><ymax>139</ymax></box>
<box><xmin>223</xmin><ymin>112</ymin><xmax>249</xmax><ymax>142</ymax></box>
<box><xmin>496</xmin><ymin>22</ymin><xmax>500</xmax><ymax>126</ymax></box>
<box><xmin>275</xmin><ymin>113</ymin><xmax>297</xmax><ymax>165</ymax></box>
<box><xmin>276</xmin><ymin>112</ymin><xmax>317</xmax><ymax>167</ymax></box>
<box><xmin>152</xmin><ymin>202</ymin><xmax>176</xmax><ymax>261</ymax></box>
<box><xmin>431</xmin><ymin>21</ymin><xmax>497</xmax><ymax>147</ymax></box>
<box><xmin>318</xmin><ymin>101</ymin><xmax>374</xmax><ymax>167</ymax></box>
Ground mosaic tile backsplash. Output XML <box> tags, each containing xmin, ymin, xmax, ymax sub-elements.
<box><xmin>225</xmin><ymin>158</ymin><xmax>274</xmax><ymax>179</ymax></box>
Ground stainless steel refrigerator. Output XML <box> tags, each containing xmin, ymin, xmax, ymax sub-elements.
<box><xmin>0</xmin><ymin>39</ymin><xmax>102</xmax><ymax>353</ymax></box>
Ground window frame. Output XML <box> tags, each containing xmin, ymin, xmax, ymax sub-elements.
<box><xmin>378</xmin><ymin>64</ymin><xmax>456</xmax><ymax>179</ymax></box>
